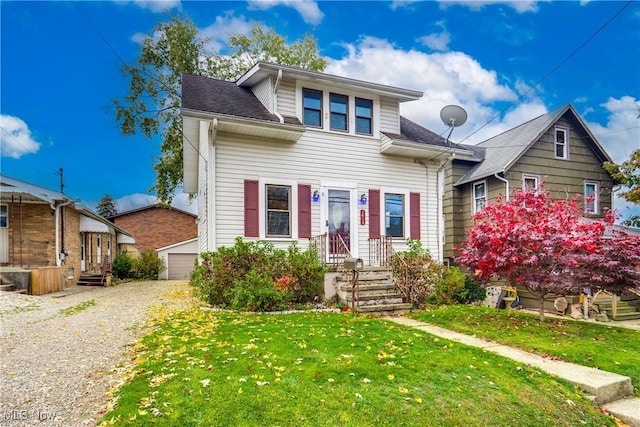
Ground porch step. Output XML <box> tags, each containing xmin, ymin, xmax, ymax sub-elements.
<box><xmin>339</xmin><ymin>268</ymin><xmax>411</xmax><ymax>316</ymax></box>
<box><xmin>77</xmin><ymin>275</ymin><xmax>105</xmax><ymax>286</ymax></box>
<box><xmin>594</xmin><ymin>298</ymin><xmax>640</xmax><ymax>321</ymax></box>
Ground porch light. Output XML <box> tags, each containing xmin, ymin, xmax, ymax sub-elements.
<box><xmin>359</xmin><ymin>193</ymin><xmax>367</xmax><ymax>205</ymax></box>
<box><xmin>312</xmin><ymin>190</ymin><xmax>320</xmax><ymax>202</ymax></box>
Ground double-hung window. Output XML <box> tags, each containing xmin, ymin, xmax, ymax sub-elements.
<box><xmin>385</xmin><ymin>193</ymin><xmax>404</xmax><ymax>238</ymax></box>
<box><xmin>473</xmin><ymin>181</ymin><xmax>487</xmax><ymax>214</ymax></box>
<box><xmin>330</xmin><ymin>93</ymin><xmax>348</xmax><ymax>131</ymax></box>
<box><xmin>522</xmin><ymin>174</ymin><xmax>539</xmax><ymax>191</ymax></box>
<box><xmin>584</xmin><ymin>181</ymin><xmax>599</xmax><ymax>214</ymax></box>
<box><xmin>555</xmin><ymin>127</ymin><xmax>568</xmax><ymax>159</ymax></box>
<box><xmin>303</xmin><ymin>89</ymin><xmax>322</xmax><ymax>127</ymax></box>
<box><xmin>266</xmin><ymin>184</ymin><xmax>292</xmax><ymax>237</ymax></box>
<box><xmin>355</xmin><ymin>98</ymin><xmax>373</xmax><ymax>135</ymax></box>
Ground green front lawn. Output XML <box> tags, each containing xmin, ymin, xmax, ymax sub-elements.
<box><xmin>409</xmin><ymin>305</ymin><xmax>640</xmax><ymax>396</ymax></box>
<box><xmin>100</xmin><ymin>303</ymin><xmax>615</xmax><ymax>426</ymax></box>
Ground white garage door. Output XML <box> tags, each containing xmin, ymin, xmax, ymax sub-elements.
<box><xmin>167</xmin><ymin>253</ymin><xmax>197</xmax><ymax>280</ymax></box>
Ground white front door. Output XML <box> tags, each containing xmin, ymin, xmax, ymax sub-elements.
<box><xmin>0</xmin><ymin>205</ymin><xmax>8</xmax><ymax>263</ymax></box>
<box><xmin>321</xmin><ymin>187</ymin><xmax>358</xmax><ymax>263</ymax></box>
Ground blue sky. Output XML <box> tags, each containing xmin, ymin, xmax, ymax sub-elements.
<box><xmin>1</xmin><ymin>0</ymin><xmax>639</xmax><ymax>221</ymax></box>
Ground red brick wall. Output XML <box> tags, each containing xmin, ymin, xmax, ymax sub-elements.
<box><xmin>112</xmin><ymin>207</ymin><xmax>197</xmax><ymax>252</ymax></box>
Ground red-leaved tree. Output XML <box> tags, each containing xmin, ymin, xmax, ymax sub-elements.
<box><xmin>456</xmin><ymin>189</ymin><xmax>640</xmax><ymax>321</ymax></box>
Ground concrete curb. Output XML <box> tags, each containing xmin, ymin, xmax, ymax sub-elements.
<box><xmin>385</xmin><ymin>316</ymin><xmax>638</xmax><ymax>426</ymax></box>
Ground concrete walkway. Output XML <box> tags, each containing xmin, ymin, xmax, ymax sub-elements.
<box><xmin>385</xmin><ymin>316</ymin><xmax>640</xmax><ymax>427</ymax></box>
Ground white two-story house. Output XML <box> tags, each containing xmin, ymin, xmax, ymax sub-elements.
<box><xmin>181</xmin><ymin>62</ymin><xmax>473</xmax><ymax>267</ymax></box>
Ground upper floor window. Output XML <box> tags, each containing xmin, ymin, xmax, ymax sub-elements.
<box><xmin>522</xmin><ymin>174</ymin><xmax>540</xmax><ymax>191</ymax></box>
<box><xmin>303</xmin><ymin>89</ymin><xmax>322</xmax><ymax>128</ymax></box>
<box><xmin>473</xmin><ymin>181</ymin><xmax>487</xmax><ymax>214</ymax></box>
<box><xmin>355</xmin><ymin>98</ymin><xmax>373</xmax><ymax>135</ymax></box>
<box><xmin>555</xmin><ymin>127</ymin><xmax>568</xmax><ymax>159</ymax></box>
<box><xmin>330</xmin><ymin>93</ymin><xmax>348</xmax><ymax>131</ymax></box>
<box><xmin>584</xmin><ymin>181</ymin><xmax>599</xmax><ymax>214</ymax></box>
<box><xmin>266</xmin><ymin>184</ymin><xmax>292</xmax><ymax>237</ymax></box>
<box><xmin>385</xmin><ymin>193</ymin><xmax>405</xmax><ymax>238</ymax></box>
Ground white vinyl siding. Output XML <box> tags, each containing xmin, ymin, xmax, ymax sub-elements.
<box><xmin>251</xmin><ymin>76</ymin><xmax>272</xmax><ymax>111</ymax></box>
<box><xmin>212</xmin><ymin>128</ymin><xmax>440</xmax><ymax>259</ymax></box>
<box><xmin>379</xmin><ymin>97</ymin><xmax>400</xmax><ymax>133</ymax></box>
<box><xmin>277</xmin><ymin>78</ymin><xmax>297</xmax><ymax>117</ymax></box>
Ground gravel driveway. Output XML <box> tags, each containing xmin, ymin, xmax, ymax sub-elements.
<box><xmin>0</xmin><ymin>280</ymin><xmax>190</xmax><ymax>426</ymax></box>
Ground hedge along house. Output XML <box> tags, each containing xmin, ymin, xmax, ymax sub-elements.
<box><xmin>181</xmin><ymin>63</ymin><xmax>476</xmax><ymax>277</ymax></box>
<box><xmin>0</xmin><ymin>175</ymin><xmax>136</xmax><ymax>294</ymax></box>
<box><xmin>442</xmin><ymin>105</ymin><xmax>618</xmax><ymax>310</ymax></box>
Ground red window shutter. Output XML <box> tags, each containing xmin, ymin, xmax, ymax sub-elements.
<box><xmin>244</xmin><ymin>180</ymin><xmax>259</xmax><ymax>237</ymax></box>
<box><xmin>369</xmin><ymin>189</ymin><xmax>380</xmax><ymax>239</ymax></box>
<box><xmin>298</xmin><ymin>184</ymin><xmax>312</xmax><ymax>238</ymax></box>
<box><xmin>410</xmin><ymin>192</ymin><xmax>421</xmax><ymax>240</ymax></box>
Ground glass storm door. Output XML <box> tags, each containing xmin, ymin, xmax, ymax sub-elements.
<box><xmin>327</xmin><ymin>189</ymin><xmax>351</xmax><ymax>258</ymax></box>
<box><xmin>0</xmin><ymin>205</ymin><xmax>8</xmax><ymax>264</ymax></box>
<box><xmin>80</xmin><ymin>233</ymin><xmax>86</xmax><ymax>272</ymax></box>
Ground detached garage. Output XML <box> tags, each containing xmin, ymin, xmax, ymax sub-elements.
<box><xmin>156</xmin><ymin>238</ymin><xmax>198</xmax><ymax>280</ymax></box>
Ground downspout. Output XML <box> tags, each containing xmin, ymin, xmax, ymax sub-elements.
<box><xmin>494</xmin><ymin>171</ymin><xmax>510</xmax><ymax>201</ymax></box>
<box><xmin>208</xmin><ymin>118</ymin><xmax>218</xmax><ymax>252</ymax></box>
<box><xmin>54</xmin><ymin>199</ymin><xmax>74</xmax><ymax>267</ymax></box>
<box><xmin>273</xmin><ymin>69</ymin><xmax>284</xmax><ymax>124</ymax></box>
<box><xmin>436</xmin><ymin>153</ymin><xmax>456</xmax><ymax>263</ymax></box>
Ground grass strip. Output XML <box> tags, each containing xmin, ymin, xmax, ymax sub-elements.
<box><xmin>409</xmin><ymin>305</ymin><xmax>640</xmax><ymax>396</ymax></box>
<box><xmin>59</xmin><ymin>299</ymin><xmax>96</xmax><ymax>316</ymax></box>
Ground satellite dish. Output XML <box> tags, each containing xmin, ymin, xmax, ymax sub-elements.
<box><xmin>440</xmin><ymin>105</ymin><xmax>468</xmax><ymax>127</ymax></box>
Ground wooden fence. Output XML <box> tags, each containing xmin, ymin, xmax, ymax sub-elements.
<box><xmin>31</xmin><ymin>267</ymin><xmax>65</xmax><ymax>295</ymax></box>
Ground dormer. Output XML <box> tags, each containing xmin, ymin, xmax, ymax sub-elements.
<box><xmin>236</xmin><ymin>62</ymin><xmax>423</xmax><ymax>137</ymax></box>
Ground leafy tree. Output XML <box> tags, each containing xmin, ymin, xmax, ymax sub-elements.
<box><xmin>96</xmin><ymin>194</ymin><xmax>117</xmax><ymax>217</ymax></box>
<box><xmin>112</xmin><ymin>18</ymin><xmax>327</xmax><ymax>204</ymax></box>
<box><xmin>604</xmin><ymin>149</ymin><xmax>640</xmax><ymax>227</ymax></box>
<box><xmin>456</xmin><ymin>189</ymin><xmax>640</xmax><ymax>321</ymax></box>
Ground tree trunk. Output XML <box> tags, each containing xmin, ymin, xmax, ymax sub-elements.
<box><xmin>538</xmin><ymin>296</ymin><xmax>545</xmax><ymax>322</ymax></box>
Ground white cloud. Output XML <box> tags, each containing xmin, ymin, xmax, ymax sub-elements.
<box><xmin>247</xmin><ymin>0</ymin><xmax>323</xmax><ymax>25</ymax></box>
<box><xmin>438</xmin><ymin>1</ymin><xmax>541</xmax><ymax>13</ymax></box>
<box><xmin>199</xmin><ymin>12</ymin><xmax>256</xmax><ymax>53</ymax></box>
<box><xmin>326</xmin><ymin>37</ymin><xmax>545</xmax><ymax>145</ymax></box>
<box><xmin>125</xmin><ymin>0</ymin><xmax>181</xmax><ymax>13</ymax></box>
<box><xmin>390</xmin><ymin>0</ymin><xmax>421</xmax><ymax>10</ymax></box>
<box><xmin>0</xmin><ymin>115</ymin><xmax>42</xmax><ymax>159</ymax></box>
<box><xmin>417</xmin><ymin>21</ymin><xmax>451</xmax><ymax>51</ymax></box>
<box><xmin>584</xmin><ymin>96</ymin><xmax>640</xmax><ymax>164</ymax></box>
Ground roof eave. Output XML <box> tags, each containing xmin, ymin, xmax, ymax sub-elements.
<box><xmin>182</xmin><ymin>108</ymin><xmax>304</xmax><ymax>142</ymax></box>
<box><xmin>237</xmin><ymin>62</ymin><xmax>423</xmax><ymax>102</ymax></box>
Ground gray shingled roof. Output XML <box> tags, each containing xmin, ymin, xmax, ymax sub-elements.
<box><xmin>181</xmin><ymin>74</ymin><xmax>301</xmax><ymax>125</ymax></box>
<box><xmin>383</xmin><ymin>116</ymin><xmax>474</xmax><ymax>152</ymax></box>
<box><xmin>454</xmin><ymin>104</ymin><xmax>611</xmax><ymax>186</ymax></box>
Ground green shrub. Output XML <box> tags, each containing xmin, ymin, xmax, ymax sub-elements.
<box><xmin>452</xmin><ymin>274</ymin><xmax>487</xmax><ymax>304</ymax></box>
<box><xmin>132</xmin><ymin>249</ymin><xmax>165</xmax><ymax>280</ymax></box>
<box><xmin>429</xmin><ymin>266</ymin><xmax>466</xmax><ymax>305</ymax></box>
<box><xmin>190</xmin><ymin>237</ymin><xmax>326</xmax><ymax>311</ymax></box>
<box><xmin>230</xmin><ymin>269</ymin><xmax>290</xmax><ymax>312</ymax></box>
<box><xmin>112</xmin><ymin>253</ymin><xmax>133</xmax><ymax>279</ymax></box>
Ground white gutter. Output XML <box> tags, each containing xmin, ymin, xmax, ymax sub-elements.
<box><xmin>273</xmin><ymin>69</ymin><xmax>284</xmax><ymax>124</ymax></box>
<box><xmin>494</xmin><ymin>172</ymin><xmax>510</xmax><ymax>201</ymax></box>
